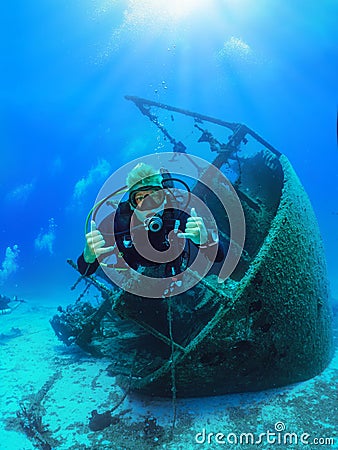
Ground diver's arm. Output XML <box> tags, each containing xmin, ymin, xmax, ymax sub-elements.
<box><xmin>216</xmin><ymin>242</ymin><xmax>225</xmax><ymax>262</ymax></box>
<box><xmin>196</xmin><ymin>239</ymin><xmax>225</xmax><ymax>263</ymax></box>
<box><xmin>77</xmin><ymin>253</ymin><xmax>100</xmax><ymax>276</ymax></box>
<box><xmin>213</xmin><ymin>241</ymin><xmax>225</xmax><ymax>263</ymax></box>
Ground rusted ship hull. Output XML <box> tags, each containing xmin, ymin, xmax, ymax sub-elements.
<box><xmin>118</xmin><ymin>155</ymin><xmax>332</xmax><ymax>397</ymax></box>
<box><xmin>51</xmin><ymin>97</ymin><xmax>333</xmax><ymax>398</ymax></box>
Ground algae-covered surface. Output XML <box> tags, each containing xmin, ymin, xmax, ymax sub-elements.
<box><xmin>1</xmin><ymin>297</ymin><xmax>337</xmax><ymax>450</ymax></box>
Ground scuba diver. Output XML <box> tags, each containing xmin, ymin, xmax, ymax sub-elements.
<box><xmin>77</xmin><ymin>163</ymin><xmax>225</xmax><ymax>279</ymax></box>
<box><xmin>0</xmin><ymin>294</ymin><xmax>25</xmax><ymax>314</ymax></box>
<box><xmin>0</xmin><ymin>294</ymin><xmax>12</xmax><ymax>314</ymax></box>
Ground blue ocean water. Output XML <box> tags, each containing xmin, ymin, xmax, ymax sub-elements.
<box><xmin>1</xmin><ymin>0</ymin><xmax>337</xmax><ymax>302</ymax></box>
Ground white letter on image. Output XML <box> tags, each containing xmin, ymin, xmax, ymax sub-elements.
<box><xmin>195</xmin><ymin>428</ymin><xmax>206</xmax><ymax>444</ymax></box>
<box><xmin>215</xmin><ymin>433</ymin><xmax>225</xmax><ymax>444</ymax></box>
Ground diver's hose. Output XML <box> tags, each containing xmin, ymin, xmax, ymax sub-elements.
<box><xmin>84</xmin><ymin>177</ymin><xmax>191</xmax><ymax>236</ymax></box>
<box><xmin>84</xmin><ymin>186</ymin><xmax>128</xmax><ymax>236</ymax></box>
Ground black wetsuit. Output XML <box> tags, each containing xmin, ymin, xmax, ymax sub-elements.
<box><xmin>77</xmin><ymin>201</ymin><xmax>225</xmax><ymax>277</ymax></box>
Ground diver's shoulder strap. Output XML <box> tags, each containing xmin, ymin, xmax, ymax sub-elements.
<box><xmin>116</xmin><ymin>200</ymin><xmax>132</xmax><ymax>215</ymax></box>
<box><xmin>114</xmin><ymin>201</ymin><xmax>132</xmax><ymax>232</ymax></box>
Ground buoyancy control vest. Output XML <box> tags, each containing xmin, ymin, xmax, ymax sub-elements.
<box><xmin>110</xmin><ymin>201</ymin><xmax>188</xmax><ymax>275</ymax></box>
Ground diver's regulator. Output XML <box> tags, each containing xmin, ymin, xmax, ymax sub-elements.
<box><xmin>144</xmin><ymin>214</ymin><xmax>163</xmax><ymax>233</ymax></box>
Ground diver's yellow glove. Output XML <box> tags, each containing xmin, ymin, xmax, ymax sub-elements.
<box><xmin>84</xmin><ymin>220</ymin><xmax>115</xmax><ymax>263</ymax></box>
<box><xmin>177</xmin><ymin>208</ymin><xmax>208</xmax><ymax>245</ymax></box>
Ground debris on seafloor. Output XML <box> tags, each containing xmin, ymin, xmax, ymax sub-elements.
<box><xmin>6</xmin><ymin>372</ymin><xmax>61</xmax><ymax>450</ymax></box>
<box><xmin>0</xmin><ymin>327</ymin><xmax>22</xmax><ymax>344</ymax></box>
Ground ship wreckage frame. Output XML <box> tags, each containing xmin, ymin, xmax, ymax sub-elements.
<box><xmin>51</xmin><ymin>96</ymin><xmax>332</xmax><ymax>407</ymax></box>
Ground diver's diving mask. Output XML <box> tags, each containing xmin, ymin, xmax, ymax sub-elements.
<box><xmin>129</xmin><ymin>185</ymin><xmax>165</xmax><ymax>211</ymax></box>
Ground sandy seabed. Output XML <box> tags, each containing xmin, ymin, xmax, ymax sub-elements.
<box><xmin>1</xmin><ymin>297</ymin><xmax>337</xmax><ymax>450</ymax></box>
